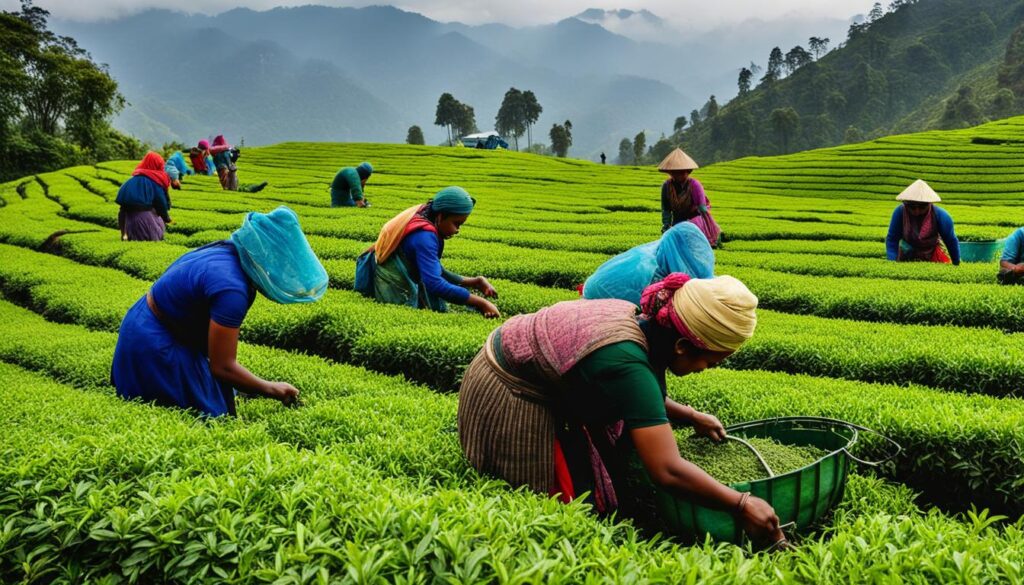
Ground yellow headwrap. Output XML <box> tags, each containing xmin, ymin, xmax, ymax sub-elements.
<box><xmin>671</xmin><ymin>275</ymin><xmax>758</xmax><ymax>352</ymax></box>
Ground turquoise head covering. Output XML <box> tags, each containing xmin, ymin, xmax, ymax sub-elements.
<box><xmin>357</xmin><ymin>162</ymin><xmax>373</xmax><ymax>180</ymax></box>
<box><xmin>431</xmin><ymin>186</ymin><xmax>475</xmax><ymax>216</ymax></box>
<box><xmin>230</xmin><ymin>206</ymin><xmax>328</xmax><ymax>304</ymax></box>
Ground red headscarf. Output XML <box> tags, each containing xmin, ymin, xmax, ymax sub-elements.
<box><xmin>132</xmin><ymin>151</ymin><xmax>170</xmax><ymax>191</ymax></box>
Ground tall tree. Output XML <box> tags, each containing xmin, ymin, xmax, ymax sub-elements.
<box><xmin>522</xmin><ymin>90</ymin><xmax>543</xmax><ymax>149</ymax></box>
<box><xmin>406</xmin><ymin>125</ymin><xmax>425</xmax><ymax>145</ymax></box>
<box><xmin>618</xmin><ymin>138</ymin><xmax>633</xmax><ymax>165</ymax></box>
<box><xmin>549</xmin><ymin>119</ymin><xmax>573</xmax><ymax>157</ymax></box>
<box><xmin>764</xmin><ymin>47</ymin><xmax>784</xmax><ymax>82</ymax></box>
<box><xmin>495</xmin><ymin>87</ymin><xmax>527</xmax><ymax>150</ymax></box>
<box><xmin>454</xmin><ymin>103</ymin><xmax>478</xmax><ymax>138</ymax></box>
<box><xmin>769</xmin><ymin>107</ymin><xmax>799</xmax><ymax>152</ymax></box>
<box><xmin>737</xmin><ymin>68</ymin><xmax>753</xmax><ymax>95</ymax></box>
<box><xmin>632</xmin><ymin>131</ymin><xmax>646</xmax><ymax>165</ymax></box>
<box><xmin>869</xmin><ymin>2</ymin><xmax>885</xmax><ymax>22</ymax></box>
<box><xmin>673</xmin><ymin>115</ymin><xmax>688</xmax><ymax>134</ymax></box>
<box><xmin>784</xmin><ymin>46</ymin><xmax>813</xmax><ymax>75</ymax></box>
<box><xmin>690</xmin><ymin>109</ymin><xmax>702</xmax><ymax>127</ymax></box>
<box><xmin>434</xmin><ymin>93</ymin><xmax>460</xmax><ymax>146</ymax></box>
<box><xmin>808</xmin><ymin>37</ymin><xmax>831</xmax><ymax>60</ymax></box>
<box><xmin>704</xmin><ymin>95</ymin><xmax>719</xmax><ymax>119</ymax></box>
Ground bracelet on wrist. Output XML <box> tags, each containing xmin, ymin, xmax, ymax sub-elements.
<box><xmin>734</xmin><ymin>492</ymin><xmax>751</xmax><ymax>516</ymax></box>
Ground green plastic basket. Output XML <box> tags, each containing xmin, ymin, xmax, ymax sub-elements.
<box><xmin>959</xmin><ymin>239</ymin><xmax>1006</xmax><ymax>263</ymax></box>
<box><xmin>639</xmin><ymin>417</ymin><xmax>900</xmax><ymax>545</ymax></box>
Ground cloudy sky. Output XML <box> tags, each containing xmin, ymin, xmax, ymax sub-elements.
<box><xmin>5</xmin><ymin>0</ymin><xmax>869</xmax><ymax>29</ymax></box>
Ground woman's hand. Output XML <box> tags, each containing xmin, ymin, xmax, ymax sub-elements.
<box><xmin>737</xmin><ymin>494</ymin><xmax>784</xmax><ymax>544</ymax></box>
<box><xmin>468</xmin><ymin>295</ymin><xmax>501</xmax><ymax>319</ymax></box>
<box><xmin>691</xmin><ymin>410</ymin><xmax>726</xmax><ymax>442</ymax></box>
<box><xmin>473</xmin><ymin>276</ymin><xmax>498</xmax><ymax>298</ymax></box>
<box><xmin>265</xmin><ymin>381</ymin><xmax>300</xmax><ymax>406</ymax></box>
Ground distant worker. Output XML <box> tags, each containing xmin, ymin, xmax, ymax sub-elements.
<box><xmin>331</xmin><ymin>162</ymin><xmax>373</xmax><ymax>208</ymax></box>
<box><xmin>457</xmin><ymin>274</ymin><xmax>784</xmax><ymax>545</ymax></box>
<box><xmin>583</xmin><ymin>222</ymin><xmax>715</xmax><ymax>305</ymax></box>
<box><xmin>164</xmin><ymin>151</ymin><xmax>192</xmax><ymax>189</ymax></box>
<box><xmin>210</xmin><ymin>134</ymin><xmax>267</xmax><ymax>193</ymax></box>
<box><xmin>600</xmin><ymin>152</ymin><xmax>606</xmax><ymax>164</ymax></box>
<box><xmin>115</xmin><ymin>151</ymin><xmax>173</xmax><ymax>241</ymax></box>
<box><xmin>998</xmin><ymin>226</ymin><xmax>1024</xmax><ymax>284</ymax></box>
<box><xmin>189</xmin><ymin>140</ymin><xmax>213</xmax><ymax>176</ymax></box>
<box><xmin>112</xmin><ymin>207</ymin><xmax>328</xmax><ymax>417</ymax></box>
<box><xmin>659</xmin><ymin>148</ymin><xmax>721</xmax><ymax>247</ymax></box>
<box><xmin>885</xmin><ymin>180</ymin><xmax>960</xmax><ymax>265</ymax></box>
<box><xmin>354</xmin><ymin>187</ymin><xmax>500</xmax><ymax>317</ymax></box>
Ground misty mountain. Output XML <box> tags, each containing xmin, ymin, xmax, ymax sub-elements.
<box><xmin>52</xmin><ymin>4</ymin><xmax>851</xmax><ymax>157</ymax></box>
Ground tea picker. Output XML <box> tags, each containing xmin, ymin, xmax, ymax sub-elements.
<box><xmin>885</xmin><ymin>180</ymin><xmax>960</xmax><ymax>264</ymax></box>
<box><xmin>457</xmin><ymin>272</ymin><xmax>787</xmax><ymax>545</ymax></box>
<box><xmin>331</xmin><ymin>161</ymin><xmax>373</xmax><ymax>208</ymax></box>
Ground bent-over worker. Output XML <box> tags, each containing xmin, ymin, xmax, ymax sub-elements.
<box><xmin>583</xmin><ymin>222</ymin><xmax>715</xmax><ymax>306</ymax></box>
<box><xmin>112</xmin><ymin>206</ymin><xmax>328</xmax><ymax>417</ymax></box>
<box><xmin>116</xmin><ymin>151</ymin><xmax>173</xmax><ymax>241</ymax></box>
<box><xmin>998</xmin><ymin>227</ymin><xmax>1024</xmax><ymax>285</ymax></box>
<box><xmin>457</xmin><ymin>274</ymin><xmax>783</xmax><ymax>544</ymax></box>
<box><xmin>885</xmin><ymin>179</ymin><xmax>960</xmax><ymax>265</ymax></box>
<box><xmin>355</xmin><ymin>187</ymin><xmax>500</xmax><ymax>317</ymax></box>
<box><xmin>331</xmin><ymin>162</ymin><xmax>373</xmax><ymax>207</ymax></box>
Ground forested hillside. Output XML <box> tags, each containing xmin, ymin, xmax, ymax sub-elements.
<box><xmin>675</xmin><ymin>0</ymin><xmax>1024</xmax><ymax>164</ymax></box>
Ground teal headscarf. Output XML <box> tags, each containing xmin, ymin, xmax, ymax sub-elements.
<box><xmin>357</xmin><ymin>162</ymin><xmax>373</xmax><ymax>180</ymax></box>
<box><xmin>230</xmin><ymin>206</ymin><xmax>328</xmax><ymax>304</ymax></box>
<box><xmin>431</xmin><ymin>186</ymin><xmax>475</xmax><ymax>216</ymax></box>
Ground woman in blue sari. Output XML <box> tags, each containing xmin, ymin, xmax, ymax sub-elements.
<box><xmin>111</xmin><ymin>206</ymin><xmax>328</xmax><ymax>416</ymax></box>
<box><xmin>582</xmin><ymin>222</ymin><xmax>715</xmax><ymax>306</ymax></box>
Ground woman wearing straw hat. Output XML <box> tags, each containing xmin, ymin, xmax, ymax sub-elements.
<box><xmin>112</xmin><ymin>206</ymin><xmax>328</xmax><ymax>417</ymax></box>
<box><xmin>885</xmin><ymin>179</ymin><xmax>960</xmax><ymax>265</ymax></box>
<box><xmin>658</xmin><ymin>148</ymin><xmax>721</xmax><ymax>247</ymax></box>
<box><xmin>457</xmin><ymin>273</ymin><xmax>784</xmax><ymax>544</ymax></box>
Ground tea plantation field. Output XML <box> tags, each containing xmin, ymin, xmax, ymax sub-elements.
<box><xmin>2</xmin><ymin>116</ymin><xmax>1024</xmax><ymax>582</ymax></box>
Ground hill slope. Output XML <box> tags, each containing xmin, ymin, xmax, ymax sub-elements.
<box><xmin>677</xmin><ymin>0</ymin><xmax>1024</xmax><ymax>164</ymax></box>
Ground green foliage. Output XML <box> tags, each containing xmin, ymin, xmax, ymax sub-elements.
<box><xmin>0</xmin><ymin>2</ymin><xmax>138</xmax><ymax>181</ymax></box>
<box><xmin>680</xmin><ymin>0</ymin><xmax>1024</xmax><ymax>163</ymax></box>
<box><xmin>405</xmin><ymin>124</ymin><xmax>425</xmax><ymax>145</ymax></box>
<box><xmin>548</xmin><ymin>120</ymin><xmax>572</xmax><ymax>157</ymax></box>
<box><xmin>997</xmin><ymin>21</ymin><xmax>1024</xmax><ymax>95</ymax></box>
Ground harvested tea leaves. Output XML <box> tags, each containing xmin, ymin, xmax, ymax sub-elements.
<box><xmin>675</xmin><ymin>430</ymin><xmax>830</xmax><ymax>485</ymax></box>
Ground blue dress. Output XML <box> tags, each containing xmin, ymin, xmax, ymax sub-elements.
<box><xmin>111</xmin><ymin>242</ymin><xmax>255</xmax><ymax>416</ymax></box>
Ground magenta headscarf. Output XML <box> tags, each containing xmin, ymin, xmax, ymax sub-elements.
<box><xmin>198</xmin><ymin>139</ymin><xmax>210</xmax><ymax>150</ymax></box>
<box><xmin>639</xmin><ymin>273</ymin><xmax>709</xmax><ymax>350</ymax></box>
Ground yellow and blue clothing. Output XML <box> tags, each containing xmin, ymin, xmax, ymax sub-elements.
<box><xmin>885</xmin><ymin>204</ymin><xmax>960</xmax><ymax>265</ymax></box>
<box><xmin>400</xmin><ymin>229</ymin><xmax>469</xmax><ymax>304</ymax></box>
<box><xmin>331</xmin><ymin>167</ymin><xmax>365</xmax><ymax>207</ymax></box>
<box><xmin>111</xmin><ymin>242</ymin><xmax>255</xmax><ymax>417</ymax></box>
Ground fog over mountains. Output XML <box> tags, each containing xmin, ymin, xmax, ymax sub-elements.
<box><xmin>52</xmin><ymin>5</ymin><xmax>852</xmax><ymax>157</ymax></box>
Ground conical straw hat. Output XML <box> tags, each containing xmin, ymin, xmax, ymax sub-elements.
<box><xmin>896</xmin><ymin>179</ymin><xmax>941</xmax><ymax>203</ymax></box>
<box><xmin>658</xmin><ymin>148</ymin><xmax>699</xmax><ymax>172</ymax></box>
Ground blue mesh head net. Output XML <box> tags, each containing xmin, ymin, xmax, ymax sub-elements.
<box><xmin>230</xmin><ymin>206</ymin><xmax>328</xmax><ymax>304</ymax></box>
<box><xmin>582</xmin><ymin>222</ymin><xmax>715</xmax><ymax>305</ymax></box>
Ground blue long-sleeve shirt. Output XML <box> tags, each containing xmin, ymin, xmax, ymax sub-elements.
<box><xmin>886</xmin><ymin>204</ymin><xmax>960</xmax><ymax>265</ymax></box>
<box><xmin>400</xmin><ymin>230</ymin><xmax>470</xmax><ymax>304</ymax></box>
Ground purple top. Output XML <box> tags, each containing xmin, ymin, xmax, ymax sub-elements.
<box><xmin>661</xmin><ymin>178</ymin><xmax>709</xmax><ymax>232</ymax></box>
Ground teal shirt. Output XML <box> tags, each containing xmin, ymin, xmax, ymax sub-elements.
<box><xmin>559</xmin><ymin>341</ymin><xmax>669</xmax><ymax>430</ymax></box>
<box><xmin>1001</xmin><ymin>228</ymin><xmax>1024</xmax><ymax>264</ymax></box>
<box><xmin>331</xmin><ymin>167</ymin><xmax>364</xmax><ymax>207</ymax></box>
